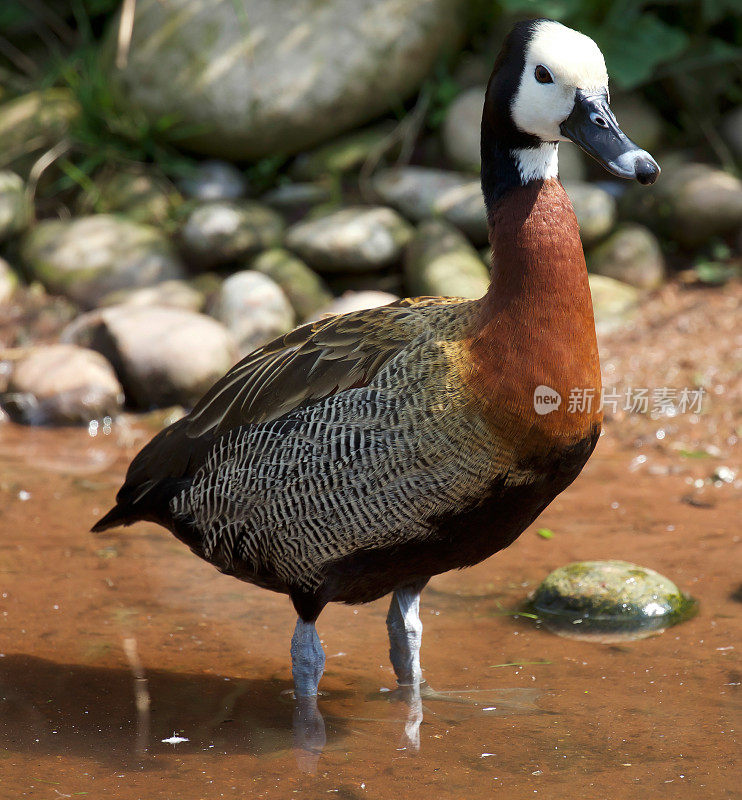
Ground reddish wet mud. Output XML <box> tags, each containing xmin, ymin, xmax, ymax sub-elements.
<box><xmin>0</xmin><ymin>283</ymin><xmax>740</xmax><ymax>799</ymax></box>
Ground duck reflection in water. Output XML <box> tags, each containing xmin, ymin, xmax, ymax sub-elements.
<box><xmin>291</xmin><ymin>682</ymin><xmax>540</xmax><ymax>773</ymax></box>
<box><xmin>0</xmin><ymin>652</ymin><xmax>539</xmax><ymax>776</ymax></box>
<box><xmin>293</xmin><ymin>682</ymin><xmax>423</xmax><ymax>772</ymax></box>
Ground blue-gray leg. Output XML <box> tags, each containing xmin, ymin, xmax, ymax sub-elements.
<box><xmin>386</xmin><ymin>587</ymin><xmax>424</xmax><ymax>686</ymax></box>
<box><xmin>290</xmin><ymin>618</ymin><xmax>325</xmax><ymax>697</ymax></box>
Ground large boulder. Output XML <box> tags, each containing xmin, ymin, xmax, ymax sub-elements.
<box><xmin>21</xmin><ymin>215</ymin><xmax>185</xmax><ymax>308</ymax></box>
<box><xmin>62</xmin><ymin>305</ymin><xmax>237</xmax><ymax>408</ymax></box>
<box><xmin>209</xmin><ymin>271</ymin><xmax>295</xmax><ymax>357</ymax></box>
<box><xmin>4</xmin><ymin>344</ymin><xmax>124</xmax><ymax>425</ymax></box>
<box><xmin>588</xmin><ymin>224</ymin><xmax>665</xmax><ymax>290</ymax></box>
<box><xmin>0</xmin><ymin>171</ymin><xmax>30</xmax><ymax>242</ymax></box>
<box><xmin>405</xmin><ymin>219</ymin><xmax>489</xmax><ymax>298</ymax></box>
<box><xmin>179</xmin><ymin>201</ymin><xmax>284</xmax><ymax>269</ymax></box>
<box><xmin>76</xmin><ymin>168</ymin><xmax>182</xmax><ymax>226</ymax></box>
<box><xmin>286</xmin><ymin>206</ymin><xmax>412</xmax><ymax>272</ymax></box>
<box><xmin>110</xmin><ymin>0</ymin><xmax>465</xmax><ymax>159</ymax></box>
<box><xmin>372</xmin><ymin>167</ymin><xmax>488</xmax><ymax>245</ymax></box>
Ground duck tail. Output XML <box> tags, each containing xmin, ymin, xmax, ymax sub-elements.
<box><xmin>92</xmin><ymin>476</ymin><xmax>191</xmax><ymax>533</ymax></box>
<box><xmin>92</xmin><ymin>416</ymin><xmax>204</xmax><ymax>534</ymax></box>
<box><xmin>91</xmin><ymin>504</ymin><xmax>131</xmax><ymax>533</ymax></box>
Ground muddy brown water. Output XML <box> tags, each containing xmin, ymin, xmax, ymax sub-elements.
<box><xmin>0</xmin><ymin>283</ymin><xmax>740</xmax><ymax>799</ymax></box>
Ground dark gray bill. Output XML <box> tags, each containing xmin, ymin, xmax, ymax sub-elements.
<box><xmin>560</xmin><ymin>89</ymin><xmax>660</xmax><ymax>185</ymax></box>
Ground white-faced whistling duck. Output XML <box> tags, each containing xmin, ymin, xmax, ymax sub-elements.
<box><xmin>94</xmin><ymin>19</ymin><xmax>660</xmax><ymax>699</ymax></box>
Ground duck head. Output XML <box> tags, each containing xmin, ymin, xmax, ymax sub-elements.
<box><xmin>482</xmin><ymin>19</ymin><xmax>660</xmax><ymax>206</ymax></box>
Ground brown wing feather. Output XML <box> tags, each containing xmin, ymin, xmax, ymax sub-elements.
<box><xmin>184</xmin><ymin>301</ymin><xmax>434</xmax><ymax>437</ymax></box>
<box><xmin>92</xmin><ymin>297</ymin><xmax>456</xmax><ymax>531</ymax></box>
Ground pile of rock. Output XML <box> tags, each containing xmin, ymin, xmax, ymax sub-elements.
<box><xmin>0</xmin><ymin>0</ymin><xmax>740</xmax><ymax>427</ymax></box>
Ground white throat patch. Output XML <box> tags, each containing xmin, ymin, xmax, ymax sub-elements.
<box><xmin>513</xmin><ymin>144</ymin><xmax>559</xmax><ymax>183</ymax></box>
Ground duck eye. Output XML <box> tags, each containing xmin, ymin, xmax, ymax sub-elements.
<box><xmin>535</xmin><ymin>65</ymin><xmax>554</xmax><ymax>84</ymax></box>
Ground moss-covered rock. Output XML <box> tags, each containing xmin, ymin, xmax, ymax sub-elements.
<box><xmin>0</xmin><ymin>89</ymin><xmax>79</xmax><ymax>174</ymax></box>
<box><xmin>588</xmin><ymin>274</ymin><xmax>641</xmax><ymax>335</ymax></box>
<box><xmin>405</xmin><ymin>219</ymin><xmax>489</xmax><ymax>299</ymax></box>
<box><xmin>588</xmin><ymin>223</ymin><xmax>665</xmax><ymax>290</ymax></box>
<box><xmin>372</xmin><ymin>166</ymin><xmax>489</xmax><ymax>245</ymax></box>
<box><xmin>21</xmin><ymin>215</ymin><xmax>185</xmax><ymax>309</ymax></box>
<box><xmin>531</xmin><ymin>560</ymin><xmax>696</xmax><ymax>641</ymax></box>
<box><xmin>0</xmin><ymin>171</ymin><xmax>30</xmax><ymax>242</ymax></box>
<box><xmin>290</xmin><ymin>122</ymin><xmax>396</xmax><ymax>181</ymax></box>
<box><xmin>179</xmin><ymin>200</ymin><xmax>285</xmax><ymax>269</ymax></box>
<box><xmin>251</xmin><ymin>248</ymin><xmax>332</xmax><ymax>321</ymax></box>
<box><xmin>77</xmin><ymin>168</ymin><xmax>183</xmax><ymax>227</ymax></box>
<box><xmin>286</xmin><ymin>206</ymin><xmax>412</xmax><ymax>272</ymax></box>
<box><xmin>209</xmin><ymin>271</ymin><xmax>295</xmax><ymax>357</ymax></box>
<box><xmin>262</xmin><ymin>182</ymin><xmax>333</xmax><ymax>216</ymax></box>
<box><xmin>564</xmin><ymin>181</ymin><xmax>617</xmax><ymax>247</ymax></box>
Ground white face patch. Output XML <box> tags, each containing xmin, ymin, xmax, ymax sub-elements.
<box><xmin>513</xmin><ymin>143</ymin><xmax>559</xmax><ymax>182</ymax></box>
<box><xmin>511</xmin><ymin>20</ymin><xmax>608</xmax><ymax>142</ymax></box>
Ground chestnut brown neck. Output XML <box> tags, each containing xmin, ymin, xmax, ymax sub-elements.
<box><xmin>467</xmin><ymin>178</ymin><xmax>602</xmax><ymax>439</ymax></box>
<box><xmin>484</xmin><ymin>178</ymin><xmax>590</xmax><ymax>314</ymax></box>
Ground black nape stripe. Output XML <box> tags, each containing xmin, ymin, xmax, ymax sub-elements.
<box><xmin>480</xmin><ymin>18</ymin><xmax>549</xmax><ymax>213</ymax></box>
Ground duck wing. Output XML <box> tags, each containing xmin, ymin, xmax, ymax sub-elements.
<box><xmin>185</xmin><ymin>300</ymin><xmax>427</xmax><ymax>437</ymax></box>
<box><xmin>93</xmin><ymin>299</ymin><xmax>442</xmax><ymax>532</ymax></box>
